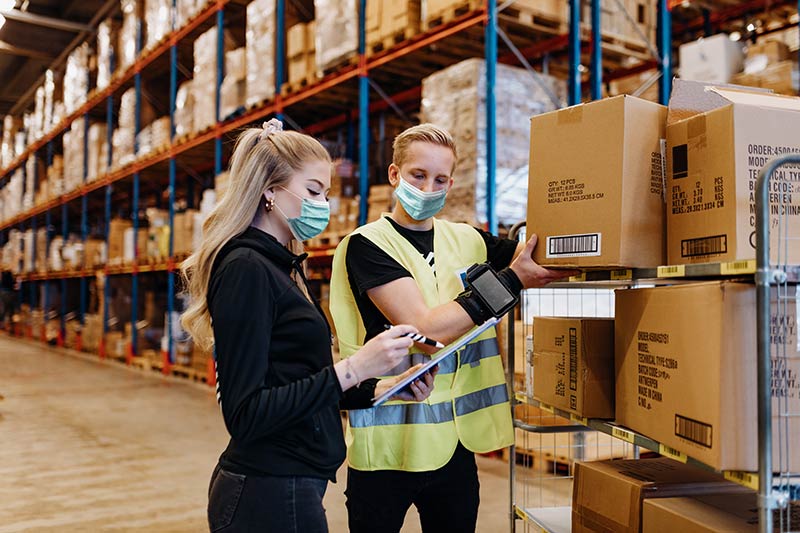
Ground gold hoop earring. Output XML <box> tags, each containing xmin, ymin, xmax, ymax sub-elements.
<box><xmin>265</xmin><ymin>197</ymin><xmax>275</xmax><ymax>212</ymax></box>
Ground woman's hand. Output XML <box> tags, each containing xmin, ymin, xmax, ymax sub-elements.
<box><xmin>374</xmin><ymin>363</ymin><xmax>438</xmax><ymax>403</ymax></box>
<box><xmin>335</xmin><ymin>325</ymin><xmax>417</xmax><ymax>391</ymax></box>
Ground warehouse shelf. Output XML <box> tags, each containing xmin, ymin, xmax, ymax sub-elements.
<box><xmin>513</xmin><ymin>392</ymin><xmax>800</xmax><ymax>496</ymax></box>
<box><xmin>0</xmin><ymin>1</ymin><xmax>226</xmax><ymax>181</ymax></box>
<box><xmin>513</xmin><ymin>505</ymin><xmax>571</xmax><ymax>533</ymax></box>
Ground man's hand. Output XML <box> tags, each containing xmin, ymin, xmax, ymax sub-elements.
<box><xmin>510</xmin><ymin>233</ymin><xmax>579</xmax><ymax>288</ymax></box>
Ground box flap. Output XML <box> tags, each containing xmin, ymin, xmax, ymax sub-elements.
<box><xmin>667</xmin><ymin>78</ymin><xmax>773</xmax><ymax>125</ymax></box>
<box><xmin>708</xmin><ymin>86</ymin><xmax>800</xmax><ymax>111</ymax></box>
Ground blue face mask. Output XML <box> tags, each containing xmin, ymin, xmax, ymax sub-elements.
<box><xmin>395</xmin><ymin>175</ymin><xmax>447</xmax><ymax>221</ymax></box>
<box><xmin>276</xmin><ymin>187</ymin><xmax>330</xmax><ymax>241</ymax></box>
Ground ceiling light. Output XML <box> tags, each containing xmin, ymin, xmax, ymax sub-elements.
<box><xmin>747</xmin><ymin>23</ymin><xmax>756</xmax><ymax>32</ymax></box>
<box><xmin>0</xmin><ymin>0</ymin><xmax>15</xmax><ymax>11</ymax></box>
<box><xmin>0</xmin><ymin>14</ymin><xmax>5</xmax><ymax>30</ymax></box>
<box><xmin>729</xmin><ymin>32</ymin><xmax>741</xmax><ymax>42</ymax></box>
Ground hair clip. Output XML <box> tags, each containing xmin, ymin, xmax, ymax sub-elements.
<box><xmin>259</xmin><ymin>118</ymin><xmax>284</xmax><ymax>141</ymax></box>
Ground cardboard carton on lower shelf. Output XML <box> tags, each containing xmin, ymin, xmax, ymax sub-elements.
<box><xmin>643</xmin><ymin>493</ymin><xmax>760</xmax><ymax>533</ymax></box>
<box><xmin>666</xmin><ymin>83</ymin><xmax>800</xmax><ymax>264</ymax></box>
<box><xmin>572</xmin><ymin>458</ymin><xmax>748</xmax><ymax>533</ymax></box>
<box><xmin>532</xmin><ymin>317</ymin><xmax>614</xmax><ymax>419</ymax></box>
<box><xmin>527</xmin><ymin>95</ymin><xmax>667</xmax><ymax>268</ymax></box>
<box><xmin>615</xmin><ymin>281</ymin><xmax>800</xmax><ymax>472</ymax></box>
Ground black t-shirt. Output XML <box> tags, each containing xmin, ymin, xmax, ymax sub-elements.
<box><xmin>345</xmin><ymin>216</ymin><xmax>518</xmax><ymax>343</ymax></box>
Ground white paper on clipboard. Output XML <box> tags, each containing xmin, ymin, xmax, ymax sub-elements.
<box><xmin>371</xmin><ymin>317</ymin><xmax>501</xmax><ymax>407</ymax></box>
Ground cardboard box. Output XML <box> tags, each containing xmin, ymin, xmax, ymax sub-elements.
<box><xmin>532</xmin><ymin>317</ymin><xmax>614</xmax><ymax>419</ymax></box>
<box><xmin>528</xmin><ymin>95</ymin><xmax>667</xmax><ymax>268</ymax></box>
<box><xmin>615</xmin><ymin>282</ymin><xmax>800</xmax><ymax>471</ymax></box>
<box><xmin>573</xmin><ymin>458</ymin><xmax>748</xmax><ymax>533</ymax></box>
<box><xmin>287</xmin><ymin>22</ymin><xmax>308</xmax><ymax>58</ymax></box>
<box><xmin>643</xmin><ymin>493</ymin><xmax>760</xmax><ymax>533</ymax></box>
<box><xmin>745</xmin><ymin>40</ymin><xmax>790</xmax><ymax>73</ymax></box>
<box><xmin>679</xmin><ymin>34</ymin><xmax>745</xmax><ymax>84</ymax></box>
<box><xmin>666</xmin><ymin>85</ymin><xmax>800</xmax><ymax>265</ymax></box>
<box><xmin>109</xmin><ymin>219</ymin><xmax>132</xmax><ymax>263</ymax></box>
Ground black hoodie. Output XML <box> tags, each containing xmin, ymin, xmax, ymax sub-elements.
<box><xmin>208</xmin><ymin>226</ymin><xmax>375</xmax><ymax>481</ymax></box>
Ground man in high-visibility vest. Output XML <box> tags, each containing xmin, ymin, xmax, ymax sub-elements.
<box><xmin>329</xmin><ymin>123</ymin><xmax>572</xmax><ymax>532</ymax></box>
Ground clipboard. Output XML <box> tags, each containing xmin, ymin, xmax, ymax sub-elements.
<box><xmin>371</xmin><ymin>317</ymin><xmax>501</xmax><ymax>407</ymax></box>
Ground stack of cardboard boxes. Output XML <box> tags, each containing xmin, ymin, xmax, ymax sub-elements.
<box><xmin>286</xmin><ymin>22</ymin><xmax>317</xmax><ymax>87</ymax></box>
<box><xmin>220</xmin><ymin>48</ymin><xmax>247</xmax><ymax>119</ymax></box>
<box><xmin>366</xmin><ymin>0</ymin><xmax>420</xmax><ymax>49</ymax></box>
<box><xmin>245</xmin><ymin>0</ymin><xmax>276</xmax><ymax>107</ymax></box>
<box><xmin>526</xmin><ymin>82</ymin><xmax>800</xmax><ymax>530</ymax></box>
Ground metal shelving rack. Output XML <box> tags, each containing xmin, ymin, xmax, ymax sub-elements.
<box><xmin>1</xmin><ymin>0</ymin><xmax>670</xmax><ymax>376</ymax></box>
<box><xmin>507</xmin><ymin>153</ymin><xmax>800</xmax><ymax>532</ymax></box>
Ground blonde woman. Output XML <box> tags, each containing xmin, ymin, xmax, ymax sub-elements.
<box><xmin>181</xmin><ymin>119</ymin><xmax>435</xmax><ymax>533</ymax></box>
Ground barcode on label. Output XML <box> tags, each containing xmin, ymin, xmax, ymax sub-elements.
<box><xmin>546</xmin><ymin>233</ymin><xmax>601</xmax><ymax>258</ymax></box>
<box><xmin>681</xmin><ymin>235</ymin><xmax>728</xmax><ymax>257</ymax></box>
<box><xmin>675</xmin><ymin>415</ymin><xmax>713</xmax><ymax>448</ymax></box>
<box><xmin>612</xmin><ymin>427</ymin><xmax>635</xmax><ymax>443</ymax></box>
<box><xmin>721</xmin><ymin>260</ymin><xmax>755</xmax><ymax>275</ymax></box>
<box><xmin>659</xmin><ymin>265</ymin><xmax>684</xmax><ymax>276</ymax></box>
<box><xmin>724</xmin><ymin>471</ymin><xmax>759</xmax><ymax>490</ymax></box>
<box><xmin>659</xmin><ymin>444</ymin><xmax>688</xmax><ymax>462</ymax></box>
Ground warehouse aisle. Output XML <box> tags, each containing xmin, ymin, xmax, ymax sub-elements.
<box><xmin>0</xmin><ymin>336</ymin><xmax>512</xmax><ymax>533</ymax></box>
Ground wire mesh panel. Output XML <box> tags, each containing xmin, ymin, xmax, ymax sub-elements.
<box><xmin>509</xmin><ymin>226</ymin><xmax>638</xmax><ymax>532</ymax></box>
<box><xmin>756</xmin><ymin>154</ymin><xmax>800</xmax><ymax>533</ymax></box>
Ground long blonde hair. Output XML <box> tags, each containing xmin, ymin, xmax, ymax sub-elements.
<box><xmin>180</xmin><ymin>126</ymin><xmax>331</xmax><ymax>349</ymax></box>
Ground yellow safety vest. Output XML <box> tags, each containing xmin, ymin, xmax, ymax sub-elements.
<box><xmin>329</xmin><ymin>216</ymin><xmax>514</xmax><ymax>472</ymax></box>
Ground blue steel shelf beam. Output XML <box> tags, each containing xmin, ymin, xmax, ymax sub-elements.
<box><xmin>131</xmin><ymin>13</ymin><xmax>143</xmax><ymax>362</ymax></box>
<box><xmin>658</xmin><ymin>0</ymin><xmax>672</xmax><ymax>105</ymax></box>
<box><xmin>590</xmin><ymin>0</ymin><xmax>602</xmax><ymax>100</ymax></box>
<box><xmin>275</xmin><ymin>0</ymin><xmax>285</xmax><ymax>121</ymax></box>
<box><xmin>358</xmin><ymin>0</ymin><xmax>369</xmax><ymax>227</ymax></box>
<box><xmin>485</xmin><ymin>0</ymin><xmax>498</xmax><ymax>235</ymax></box>
<box><xmin>568</xmin><ymin>0</ymin><xmax>581</xmax><ymax>105</ymax></box>
<box><xmin>79</xmin><ymin>111</ymin><xmax>89</xmax><ymax>335</ymax></box>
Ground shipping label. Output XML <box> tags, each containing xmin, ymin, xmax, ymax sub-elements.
<box><xmin>635</xmin><ymin>330</ymin><xmax>675</xmax><ymax>410</ymax></box>
<box><xmin>545</xmin><ymin>178</ymin><xmax>604</xmax><ymax>204</ymax></box>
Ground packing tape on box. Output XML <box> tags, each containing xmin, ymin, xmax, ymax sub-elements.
<box><xmin>557</xmin><ymin>105</ymin><xmax>583</xmax><ymax>124</ymax></box>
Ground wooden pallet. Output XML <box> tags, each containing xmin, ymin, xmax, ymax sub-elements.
<box><xmin>499</xmin><ymin>3</ymin><xmax>566</xmax><ymax>35</ymax></box>
<box><xmin>320</xmin><ymin>54</ymin><xmax>360</xmax><ymax>78</ymax></box>
<box><xmin>280</xmin><ymin>75</ymin><xmax>319</xmax><ymax>97</ymax></box>
<box><xmin>426</xmin><ymin>0</ymin><xmax>481</xmax><ymax>30</ymax></box>
<box><xmin>368</xmin><ymin>27</ymin><xmax>420</xmax><ymax>55</ymax></box>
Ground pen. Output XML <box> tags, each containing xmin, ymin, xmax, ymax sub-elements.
<box><xmin>384</xmin><ymin>325</ymin><xmax>445</xmax><ymax>349</ymax></box>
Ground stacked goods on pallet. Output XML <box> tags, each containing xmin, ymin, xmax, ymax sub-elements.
<box><xmin>108</xmin><ymin>219</ymin><xmax>132</xmax><ymax>266</ymax></box>
<box><xmin>22</xmin><ymin>229</ymin><xmax>33</xmax><ymax>273</ymax></box>
<box><xmin>424</xmin><ymin>0</ymin><xmax>566</xmax><ymax>30</ymax></box>
<box><xmin>220</xmin><ymin>48</ymin><xmax>247</xmax><ymax>119</ymax></box>
<box><xmin>175</xmin><ymin>81</ymin><xmax>194</xmax><ymax>137</ymax></box>
<box><xmin>607</xmin><ymin>70</ymin><xmax>659</xmax><ymax>102</ymax></box>
<box><xmin>176</xmin><ymin>0</ymin><xmax>204</xmax><ymax>28</ymax></box>
<box><xmin>0</xmin><ymin>170</ymin><xmax>23</xmax><ymax>223</ymax></box>
<box><xmin>113</xmin><ymin>87</ymin><xmax>157</xmax><ymax>169</ymax></box>
<box><xmin>173</xmin><ymin>209</ymin><xmax>200</xmax><ymax>256</ymax></box>
<box><xmin>118</xmin><ymin>0</ymin><xmax>142</xmax><ymax>73</ymax></box>
<box><xmin>47</xmin><ymin>155</ymin><xmax>64</xmax><ymax>198</ymax></box>
<box><xmin>194</xmin><ymin>27</ymin><xmax>236</xmax><ymax>130</ymax></box>
<box><xmin>314</xmin><ymin>0</ymin><xmax>357</xmax><ymax>72</ymax></box>
<box><xmin>367</xmin><ymin>0</ymin><xmax>419</xmax><ymax>52</ymax></box>
<box><xmin>23</xmin><ymin>157</ymin><xmax>36</xmax><ymax>210</ymax></box>
<box><xmin>421</xmin><ymin>58</ymin><xmax>565</xmax><ymax>225</ymax></box>
<box><xmin>35</xmin><ymin>228</ymin><xmax>47</xmax><ymax>273</ymax></box>
<box><xmin>43</xmin><ymin>69</ymin><xmax>62</xmax><ymax>135</ymax></box>
<box><xmin>63</xmin><ymin>120</ymin><xmax>86</xmax><ymax>191</ymax></box>
<box><xmin>246</xmin><ymin>0</ymin><xmax>276</xmax><ymax>106</ymax></box>
<box><xmin>144</xmin><ymin>0</ymin><xmax>171</xmax><ymax>50</ymax></box>
<box><xmin>367</xmin><ymin>184</ymin><xmax>393</xmax><ymax>223</ymax></box>
<box><xmin>136</xmin><ymin>116</ymin><xmax>171</xmax><ymax>156</ymax></box>
<box><xmin>84</xmin><ymin>238</ymin><xmax>107</xmax><ymax>269</ymax></box>
<box><xmin>86</xmin><ymin>123</ymin><xmax>109</xmax><ymax>181</ymax></box>
<box><xmin>581</xmin><ymin>0</ymin><xmax>655</xmax><ymax>48</ymax></box>
<box><xmin>732</xmin><ymin>40</ymin><xmax>798</xmax><ymax>95</ymax></box>
<box><xmin>286</xmin><ymin>22</ymin><xmax>317</xmax><ymax>87</ymax></box>
<box><xmin>679</xmin><ymin>33</ymin><xmax>744</xmax><ymax>84</ymax></box>
<box><xmin>1</xmin><ymin>115</ymin><xmax>21</xmax><ymax>168</ymax></box>
<box><xmin>82</xmin><ymin>313</ymin><xmax>104</xmax><ymax>352</ymax></box>
<box><xmin>96</xmin><ymin>19</ymin><xmax>117</xmax><ymax>91</ymax></box>
<box><xmin>64</xmin><ymin>43</ymin><xmax>91</xmax><ymax>116</ymax></box>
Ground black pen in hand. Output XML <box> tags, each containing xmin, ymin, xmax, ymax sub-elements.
<box><xmin>384</xmin><ymin>325</ymin><xmax>445</xmax><ymax>349</ymax></box>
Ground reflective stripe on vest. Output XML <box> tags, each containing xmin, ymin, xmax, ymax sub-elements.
<box><xmin>454</xmin><ymin>383</ymin><xmax>509</xmax><ymax>417</ymax></box>
<box><xmin>349</xmin><ymin>382</ymin><xmax>510</xmax><ymax>428</ymax></box>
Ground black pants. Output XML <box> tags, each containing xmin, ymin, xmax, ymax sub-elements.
<box><xmin>207</xmin><ymin>463</ymin><xmax>329</xmax><ymax>533</ymax></box>
<box><xmin>345</xmin><ymin>442</ymin><xmax>480</xmax><ymax>533</ymax></box>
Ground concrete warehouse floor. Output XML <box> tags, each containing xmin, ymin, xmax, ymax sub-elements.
<box><xmin>0</xmin><ymin>335</ymin><xmax>522</xmax><ymax>532</ymax></box>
